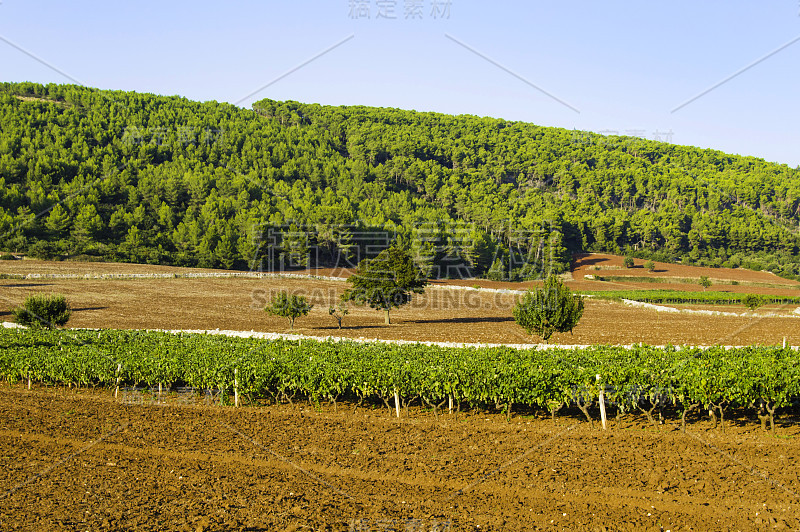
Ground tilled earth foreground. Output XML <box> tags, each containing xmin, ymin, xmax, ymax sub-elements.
<box><xmin>0</xmin><ymin>386</ymin><xmax>799</xmax><ymax>531</ymax></box>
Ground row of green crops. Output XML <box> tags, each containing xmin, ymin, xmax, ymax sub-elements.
<box><xmin>1</xmin><ymin>328</ymin><xmax>799</xmax><ymax>430</ymax></box>
<box><xmin>582</xmin><ymin>289</ymin><xmax>800</xmax><ymax>306</ymax></box>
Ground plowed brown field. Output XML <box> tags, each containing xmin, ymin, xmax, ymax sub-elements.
<box><xmin>1</xmin><ymin>386</ymin><xmax>798</xmax><ymax>531</ymax></box>
<box><xmin>3</xmin><ymin>258</ymin><xmax>800</xmax><ymax>531</ymax></box>
<box><xmin>1</xmin><ymin>257</ymin><xmax>800</xmax><ymax>345</ymax></box>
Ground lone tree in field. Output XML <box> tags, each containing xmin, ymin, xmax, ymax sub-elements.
<box><xmin>513</xmin><ymin>275</ymin><xmax>584</xmax><ymax>342</ymax></box>
<box><xmin>12</xmin><ymin>294</ymin><xmax>71</xmax><ymax>329</ymax></box>
<box><xmin>328</xmin><ymin>302</ymin><xmax>348</xmax><ymax>329</ymax></box>
<box><xmin>644</xmin><ymin>260</ymin><xmax>656</xmax><ymax>273</ymax></box>
<box><xmin>342</xmin><ymin>246</ymin><xmax>427</xmax><ymax>325</ymax></box>
<box><xmin>265</xmin><ymin>292</ymin><xmax>313</xmax><ymax>330</ymax></box>
<box><xmin>699</xmin><ymin>276</ymin><xmax>712</xmax><ymax>291</ymax></box>
<box><xmin>742</xmin><ymin>293</ymin><xmax>765</xmax><ymax>312</ymax></box>
<box><xmin>623</xmin><ymin>256</ymin><xmax>634</xmax><ymax>268</ymax></box>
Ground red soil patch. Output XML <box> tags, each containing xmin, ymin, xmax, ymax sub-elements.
<box><xmin>572</xmin><ymin>253</ymin><xmax>798</xmax><ymax>284</ymax></box>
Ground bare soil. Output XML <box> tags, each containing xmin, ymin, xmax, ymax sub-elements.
<box><xmin>2</xmin><ymin>258</ymin><xmax>800</xmax><ymax>345</ymax></box>
<box><xmin>3</xmin><ymin>258</ymin><xmax>800</xmax><ymax>531</ymax></box>
<box><xmin>1</xmin><ymin>385</ymin><xmax>798</xmax><ymax>531</ymax></box>
<box><xmin>571</xmin><ymin>253</ymin><xmax>800</xmax><ymax>291</ymax></box>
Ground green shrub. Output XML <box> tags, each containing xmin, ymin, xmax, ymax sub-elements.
<box><xmin>12</xmin><ymin>294</ymin><xmax>71</xmax><ymax>329</ymax></box>
<box><xmin>742</xmin><ymin>294</ymin><xmax>765</xmax><ymax>311</ymax></box>
<box><xmin>513</xmin><ymin>275</ymin><xmax>584</xmax><ymax>342</ymax></box>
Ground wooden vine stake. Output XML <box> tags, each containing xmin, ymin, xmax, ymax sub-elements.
<box><xmin>234</xmin><ymin>368</ymin><xmax>240</xmax><ymax>407</ymax></box>
<box><xmin>394</xmin><ymin>389</ymin><xmax>401</xmax><ymax>418</ymax></box>
<box><xmin>597</xmin><ymin>374</ymin><xmax>607</xmax><ymax>430</ymax></box>
<box><xmin>448</xmin><ymin>394</ymin><xmax>453</xmax><ymax>415</ymax></box>
<box><xmin>114</xmin><ymin>363</ymin><xmax>122</xmax><ymax>399</ymax></box>
<box><xmin>27</xmin><ymin>368</ymin><xmax>31</xmax><ymax>390</ymax></box>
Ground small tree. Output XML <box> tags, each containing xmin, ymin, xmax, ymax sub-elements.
<box><xmin>328</xmin><ymin>302</ymin><xmax>348</xmax><ymax>329</ymax></box>
<box><xmin>742</xmin><ymin>294</ymin><xmax>765</xmax><ymax>312</ymax></box>
<box><xmin>699</xmin><ymin>276</ymin><xmax>712</xmax><ymax>291</ymax></box>
<box><xmin>265</xmin><ymin>292</ymin><xmax>313</xmax><ymax>330</ymax></box>
<box><xmin>486</xmin><ymin>257</ymin><xmax>507</xmax><ymax>281</ymax></box>
<box><xmin>12</xmin><ymin>294</ymin><xmax>71</xmax><ymax>329</ymax></box>
<box><xmin>342</xmin><ymin>246</ymin><xmax>427</xmax><ymax>324</ymax></box>
<box><xmin>644</xmin><ymin>260</ymin><xmax>656</xmax><ymax>273</ymax></box>
<box><xmin>623</xmin><ymin>256</ymin><xmax>634</xmax><ymax>268</ymax></box>
<box><xmin>513</xmin><ymin>275</ymin><xmax>584</xmax><ymax>342</ymax></box>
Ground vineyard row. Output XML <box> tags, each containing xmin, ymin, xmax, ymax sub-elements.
<box><xmin>582</xmin><ymin>289</ymin><xmax>800</xmax><ymax>306</ymax></box>
<box><xmin>1</xmin><ymin>328</ymin><xmax>798</xmax><ymax>431</ymax></box>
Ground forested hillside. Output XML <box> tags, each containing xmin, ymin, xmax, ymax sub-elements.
<box><xmin>1</xmin><ymin>81</ymin><xmax>800</xmax><ymax>279</ymax></box>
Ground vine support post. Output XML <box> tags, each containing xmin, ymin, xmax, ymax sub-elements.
<box><xmin>394</xmin><ymin>389</ymin><xmax>401</xmax><ymax>418</ymax></box>
<box><xmin>234</xmin><ymin>368</ymin><xmax>239</xmax><ymax>408</ymax></box>
<box><xmin>597</xmin><ymin>374</ymin><xmax>607</xmax><ymax>430</ymax></box>
<box><xmin>27</xmin><ymin>367</ymin><xmax>31</xmax><ymax>390</ymax></box>
<box><xmin>114</xmin><ymin>363</ymin><xmax>122</xmax><ymax>399</ymax></box>
<box><xmin>448</xmin><ymin>394</ymin><xmax>453</xmax><ymax>415</ymax></box>
<box><xmin>783</xmin><ymin>337</ymin><xmax>787</xmax><ymax>348</ymax></box>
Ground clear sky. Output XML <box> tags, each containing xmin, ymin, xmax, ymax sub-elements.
<box><xmin>2</xmin><ymin>1</ymin><xmax>798</xmax><ymax>167</ymax></box>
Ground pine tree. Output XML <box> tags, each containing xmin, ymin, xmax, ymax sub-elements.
<box><xmin>342</xmin><ymin>246</ymin><xmax>427</xmax><ymax>324</ymax></box>
<box><xmin>513</xmin><ymin>275</ymin><xmax>584</xmax><ymax>342</ymax></box>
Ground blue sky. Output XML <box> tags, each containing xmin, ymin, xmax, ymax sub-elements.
<box><xmin>2</xmin><ymin>1</ymin><xmax>799</xmax><ymax>167</ymax></box>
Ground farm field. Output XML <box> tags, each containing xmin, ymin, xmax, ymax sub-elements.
<box><xmin>3</xmin><ymin>256</ymin><xmax>800</xmax><ymax>531</ymax></box>
<box><xmin>1</xmin><ymin>256</ymin><xmax>800</xmax><ymax>346</ymax></box>
<box><xmin>1</xmin><ymin>385</ymin><xmax>799</xmax><ymax>531</ymax></box>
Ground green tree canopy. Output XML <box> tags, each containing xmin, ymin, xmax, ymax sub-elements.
<box><xmin>342</xmin><ymin>246</ymin><xmax>428</xmax><ymax>324</ymax></box>
<box><xmin>513</xmin><ymin>275</ymin><xmax>584</xmax><ymax>342</ymax></box>
<box><xmin>3</xmin><ymin>82</ymin><xmax>800</xmax><ymax>280</ymax></box>
<box><xmin>265</xmin><ymin>292</ymin><xmax>313</xmax><ymax>330</ymax></box>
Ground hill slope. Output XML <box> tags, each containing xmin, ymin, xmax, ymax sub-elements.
<box><xmin>1</xmin><ymin>82</ymin><xmax>799</xmax><ymax>278</ymax></box>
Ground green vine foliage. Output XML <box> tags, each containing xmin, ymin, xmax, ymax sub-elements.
<box><xmin>2</xmin><ymin>329</ymin><xmax>798</xmax><ymax>431</ymax></box>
